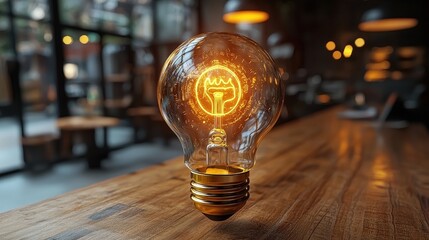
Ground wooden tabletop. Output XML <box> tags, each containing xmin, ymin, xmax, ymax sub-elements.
<box><xmin>2</xmin><ymin>106</ymin><xmax>429</xmax><ymax>239</ymax></box>
<box><xmin>56</xmin><ymin>116</ymin><xmax>120</xmax><ymax>131</ymax></box>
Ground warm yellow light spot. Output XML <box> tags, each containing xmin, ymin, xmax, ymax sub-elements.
<box><xmin>195</xmin><ymin>65</ymin><xmax>242</xmax><ymax>117</ymax></box>
<box><xmin>79</xmin><ymin>35</ymin><xmax>89</xmax><ymax>44</ymax></box>
<box><xmin>359</xmin><ymin>18</ymin><xmax>418</xmax><ymax>32</ymax></box>
<box><xmin>343</xmin><ymin>45</ymin><xmax>353</xmax><ymax>58</ymax></box>
<box><xmin>223</xmin><ymin>11</ymin><xmax>269</xmax><ymax>24</ymax></box>
<box><xmin>63</xmin><ymin>35</ymin><xmax>73</xmax><ymax>45</ymax></box>
<box><xmin>355</xmin><ymin>38</ymin><xmax>365</xmax><ymax>47</ymax></box>
<box><xmin>325</xmin><ymin>41</ymin><xmax>336</xmax><ymax>51</ymax></box>
<box><xmin>333</xmin><ymin>50</ymin><xmax>342</xmax><ymax>60</ymax></box>
<box><xmin>205</xmin><ymin>167</ymin><xmax>229</xmax><ymax>175</ymax></box>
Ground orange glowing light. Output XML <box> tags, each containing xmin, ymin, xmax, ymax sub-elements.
<box><xmin>223</xmin><ymin>11</ymin><xmax>269</xmax><ymax>24</ymax></box>
<box><xmin>195</xmin><ymin>65</ymin><xmax>242</xmax><ymax>116</ymax></box>
<box><xmin>364</xmin><ymin>70</ymin><xmax>389</xmax><ymax>82</ymax></box>
<box><xmin>333</xmin><ymin>50</ymin><xmax>342</xmax><ymax>60</ymax></box>
<box><xmin>366</xmin><ymin>61</ymin><xmax>390</xmax><ymax>70</ymax></box>
<box><xmin>317</xmin><ymin>94</ymin><xmax>330</xmax><ymax>104</ymax></box>
<box><xmin>325</xmin><ymin>41</ymin><xmax>336</xmax><ymax>51</ymax></box>
<box><xmin>205</xmin><ymin>168</ymin><xmax>229</xmax><ymax>175</ymax></box>
<box><xmin>371</xmin><ymin>46</ymin><xmax>393</xmax><ymax>62</ymax></box>
<box><xmin>359</xmin><ymin>18</ymin><xmax>418</xmax><ymax>32</ymax></box>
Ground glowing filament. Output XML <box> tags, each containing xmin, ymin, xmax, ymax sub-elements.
<box><xmin>204</xmin><ymin>77</ymin><xmax>235</xmax><ymax>117</ymax></box>
<box><xmin>195</xmin><ymin>65</ymin><xmax>243</xmax><ymax>167</ymax></box>
<box><xmin>195</xmin><ymin>65</ymin><xmax>242</xmax><ymax>117</ymax></box>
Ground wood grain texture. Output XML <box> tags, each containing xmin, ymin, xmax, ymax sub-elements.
<box><xmin>1</xmin><ymin>106</ymin><xmax>429</xmax><ymax>239</ymax></box>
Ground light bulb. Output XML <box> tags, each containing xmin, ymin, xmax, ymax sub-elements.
<box><xmin>157</xmin><ymin>32</ymin><xmax>284</xmax><ymax>221</ymax></box>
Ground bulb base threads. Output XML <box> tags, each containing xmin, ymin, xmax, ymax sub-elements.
<box><xmin>190</xmin><ymin>167</ymin><xmax>249</xmax><ymax>221</ymax></box>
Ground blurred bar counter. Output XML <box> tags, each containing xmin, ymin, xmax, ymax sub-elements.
<box><xmin>0</xmin><ymin>106</ymin><xmax>428</xmax><ymax>239</ymax></box>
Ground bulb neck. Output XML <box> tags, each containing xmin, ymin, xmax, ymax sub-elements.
<box><xmin>190</xmin><ymin>167</ymin><xmax>250</xmax><ymax>221</ymax></box>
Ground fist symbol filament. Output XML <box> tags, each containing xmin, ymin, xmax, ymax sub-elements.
<box><xmin>204</xmin><ymin>77</ymin><xmax>236</xmax><ymax>116</ymax></box>
<box><xmin>195</xmin><ymin>65</ymin><xmax>242</xmax><ymax>117</ymax></box>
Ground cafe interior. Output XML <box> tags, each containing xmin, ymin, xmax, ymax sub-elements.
<box><xmin>0</xmin><ymin>0</ymin><xmax>429</xmax><ymax>234</ymax></box>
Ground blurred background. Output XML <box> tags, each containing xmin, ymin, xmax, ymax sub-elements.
<box><xmin>0</xmin><ymin>0</ymin><xmax>428</xmax><ymax>211</ymax></box>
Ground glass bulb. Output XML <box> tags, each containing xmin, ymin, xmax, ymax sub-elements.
<box><xmin>157</xmin><ymin>32</ymin><xmax>284</xmax><ymax>220</ymax></box>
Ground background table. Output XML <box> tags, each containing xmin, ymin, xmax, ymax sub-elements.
<box><xmin>127</xmin><ymin>107</ymin><xmax>172</xmax><ymax>144</ymax></box>
<box><xmin>57</xmin><ymin>116</ymin><xmax>119</xmax><ymax>168</ymax></box>
<box><xmin>1</xmin><ymin>107</ymin><xmax>429</xmax><ymax>239</ymax></box>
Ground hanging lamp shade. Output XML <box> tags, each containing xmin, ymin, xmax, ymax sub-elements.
<box><xmin>223</xmin><ymin>0</ymin><xmax>269</xmax><ymax>24</ymax></box>
<box><xmin>359</xmin><ymin>2</ymin><xmax>418</xmax><ymax>32</ymax></box>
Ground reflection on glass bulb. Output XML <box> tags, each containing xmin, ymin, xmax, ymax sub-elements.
<box><xmin>158</xmin><ymin>32</ymin><xmax>284</xmax><ymax>220</ymax></box>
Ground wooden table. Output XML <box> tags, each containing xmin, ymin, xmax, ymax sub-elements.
<box><xmin>2</xmin><ymin>107</ymin><xmax>429</xmax><ymax>239</ymax></box>
<box><xmin>57</xmin><ymin>116</ymin><xmax>119</xmax><ymax>168</ymax></box>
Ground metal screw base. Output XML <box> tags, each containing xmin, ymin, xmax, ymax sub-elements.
<box><xmin>190</xmin><ymin>168</ymin><xmax>249</xmax><ymax>221</ymax></box>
